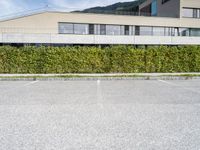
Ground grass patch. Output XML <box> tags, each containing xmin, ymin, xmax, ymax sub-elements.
<box><xmin>0</xmin><ymin>74</ymin><xmax>199</xmax><ymax>79</ymax></box>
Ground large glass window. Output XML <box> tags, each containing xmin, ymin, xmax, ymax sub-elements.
<box><xmin>58</xmin><ymin>23</ymin><xmax>200</xmax><ymax>37</ymax></box>
<box><xmin>125</xmin><ymin>25</ymin><xmax>130</xmax><ymax>35</ymax></box>
<box><xmin>74</xmin><ymin>24</ymin><xmax>88</xmax><ymax>35</ymax></box>
<box><xmin>129</xmin><ymin>26</ymin><xmax>135</xmax><ymax>35</ymax></box>
<box><xmin>179</xmin><ymin>28</ymin><xmax>190</xmax><ymax>36</ymax></box>
<box><xmin>120</xmin><ymin>26</ymin><xmax>125</xmax><ymax>35</ymax></box>
<box><xmin>164</xmin><ymin>27</ymin><xmax>171</xmax><ymax>36</ymax></box>
<box><xmin>190</xmin><ymin>28</ymin><xmax>200</xmax><ymax>36</ymax></box>
<box><xmin>151</xmin><ymin>0</ymin><xmax>157</xmax><ymax>16</ymax></box>
<box><xmin>193</xmin><ymin>9</ymin><xmax>198</xmax><ymax>18</ymax></box>
<box><xmin>171</xmin><ymin>27</ymin><xmax>179</xmax><ymax>36</ymax></box>
<box><xmin>135</xmin><ymin>26</ymin><xmax>140</xmax><ymax>35</ymax></box>
<box><xmin>95</xmin><ymin>25</ymin><xmax>100</xmax><ymax>35</ymax></box>
<box><xmin>106</xmin><ymin>25</ymin><xmax>121</xmax><ymax>35</ymax></box>
<box><xmin>89</xmin><ymin>24</ymin><xmax>94</xmax><ymax>34</ymax></box>
<box><xmin>100</xmin><ymin>25</ymin><xmax>106</xmax><ymax>35</ymax></box>
<box><xmin>183</xmin><ymin>8</ymin><xmax>193</xmax><ymax>18</ymax></box>
<box><xmin>183</xmin><ymin>8</ymin><xmax>200</xmax><ymax>18</ymax></box>
<box><xmin>140</xmin><ymin>26</ymin><xmax>153</xmax><ymax>36</ymax></box>
<box><xmin>59</xmin><ymin>23</ymin><xmax>74</xmax><ymax>34</ymax></box>
<box><xmin>153</xmin><ymin>27</ymin><xmax>165</xmax><ymax>36</ymax></box>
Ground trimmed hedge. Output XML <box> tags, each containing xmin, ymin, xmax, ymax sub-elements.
<box><xmin>0</xmin><ymin>45</ymin><xmax>199</xmax><ymax>73</ymax></box>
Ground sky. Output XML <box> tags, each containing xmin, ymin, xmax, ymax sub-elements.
<box><xmin>0</xmin><ymin>0</ymin><xmax>134</xmax><ymax>18</ymax></box>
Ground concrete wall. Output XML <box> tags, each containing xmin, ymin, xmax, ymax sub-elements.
<box><xmin>157</xmin><ymin>0</ymin><xmax>180</xmax><ymax>18</ymax></box>
<box><xmin>0</xmin><ymin>33</ymin><xmax>200</xmax><ymax>45</ymax></box>
<box><xmin>0</xmin><ymin>11</ymin><xmax>200</xmax><ymax>35</ymax></box>
<box><xmin>181</xmin><ymin>0</ymin><xmax>200</xmax><ymax>8</ymax></box>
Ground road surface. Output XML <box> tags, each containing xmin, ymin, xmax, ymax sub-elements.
<box><xmin>0</xmin><ymin>80</ymin><xmax>200</xmax><ymax>150</ymax></box>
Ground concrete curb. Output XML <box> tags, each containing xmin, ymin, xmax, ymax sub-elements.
<box><xmin>0</xmin><ymin>73</ymin><xmax>200</xmax><ymax>77</ymax></box>
<box><xmin>0</xmin><ymin>73</ymin><xmax>200</xmax><ymax>81</ymax></box>
<box><xmin>0</xmin><ymin>76</ymin><xmax>200</xmax><ymax>81</ymax></box>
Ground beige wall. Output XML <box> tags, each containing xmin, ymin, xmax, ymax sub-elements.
<box><xmin>181</xmin><ymin>0</ymin><xmax>200</xmax><ymax>8</ymax></box>
<box><xmin>0</xmin><ymin>11</ymin><xmax>200</xmax><ymax>34</ymax></box>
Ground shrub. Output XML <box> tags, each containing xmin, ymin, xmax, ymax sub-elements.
<box><xmin>0</xmin><ymin>45</ymin><xmax>199</xmax><ymax>73</ymax></box>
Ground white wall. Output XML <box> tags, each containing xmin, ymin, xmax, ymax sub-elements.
<box><xmin>0</xmin><ymin>33</ymin><xmax>200</xmax><ymax>45</ymax></box>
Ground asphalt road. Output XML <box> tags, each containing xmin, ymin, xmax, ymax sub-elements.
<box><xmin>0</xmin><ymin>80</ymin><xmax>200</xmax><ymax>150</ymax></box>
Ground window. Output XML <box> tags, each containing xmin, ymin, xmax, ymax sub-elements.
<box><xmin>106</xmin><ymin>25</ymin><xmax>121</xmax><ymax>35</ymax></box>
<box><xmin>171</xmin><ymin>27</ymin><xmax>179</xmax><ymax>36</ymax></box>
<box><xmin>193</xmin><ymin>9</ymin><xmax>198</xmax><ymax>18</ymax></box>
<box><xmin>89</xmin><ymin>24</ymin><xmax>94</xmax><ymax>34</ymax></box>
<box><xmin>164</xmin><ymin>27</ymin><xmax>172</xmax><ymax>36</ymax></box>
<box><xmin>58</xmin><ymin>22</ymin><xmax>200</xmax><ymax>37</ymax></box>
<box><xmin>151</xmin><ymin>0</ymin><xmax>157</xmax><ymax>16</ymax></box>
<box><xmin>120</xmin><ymin>26</ymin><xmax>125</xmax><ymax>35</ymax></box>
<box><xmin>59</xmin><ymin>23</ymin><xmax>74</xmax><ymax>34</ymax></box>
<box><xmin>183</xmin><ymin>8</ymin><xmax>193</xmax><ymax>18</ymax></box>
<box><xmin>95</xmin><ymin>25</ymin><xmax>100</xmax><ymax>35</ymax></box>
<box><xmin>129</xmin><ymin>26</ymin><xmax>135</xmax><ymax>35</ymax></box>
<box><xmin>58</xmin><ymin>23</ymin><xmax>89</xmax><ymax>34</ymax></box>
<box><xmin>153</xmin><ymin>27</ymin><xmax>165</xmax><ymax>36</ymax></box>
<box><xmin>179</xmin><ymin>28</ymin><xmax>190</xmax><ymax>36</ymax></box>
<box><xmin>190</xmin><ymin>28</ymin><xmax>200</xmax><ymax>36</ymax></box>
<box><xmin>140</xmin><ymin>26</ymin><xmax>153</xmax><ymax>36</ymax></box>
<box><xmin>183</xmin><ymin>8</ymin><xmax>200</xmax><ymax>18</ymax></box>
<box><xmin>100</xmin><ymin>25</ymin><xmax>106</xmax><ymax>35</ymax></box>
<box><xmin>135</xmin><ymin>26</ymin><xmax>140</xmax><ymax>35</ymax></box>
<box><xmin>125</xmin><ymin>25</ymin><xmax>130</xmax><ymax>35</ymax></box>
<box><xmin>74</xmin><ymin>24</ymin><xmax>88</xmax><ymax>35</ymax></box>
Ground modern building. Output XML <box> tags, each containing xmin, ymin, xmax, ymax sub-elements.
<box><xmin>139</xmin><ymin>0</ymin><xmax>200</xmax><ymax>18</ymax></box>
<box><xmin>0</xmin><ymin>0</ymin><xmax>200</xmax><ymax>46</ymax></box>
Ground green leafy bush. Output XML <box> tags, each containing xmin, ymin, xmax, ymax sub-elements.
<box><xmin>0</xmin><ymin>45</ymin><xmax>199</xmax><ymax>73</ymax></box>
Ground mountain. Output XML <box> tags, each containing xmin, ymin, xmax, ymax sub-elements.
<box><xmin>74</xmin><ymin>0</ymin><xmax>146</xmax><ymax>14</ymax></box>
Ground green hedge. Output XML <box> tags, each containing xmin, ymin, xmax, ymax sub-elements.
<box><xmin>0</xmin><ymin>45</ymin><xmax>199</xmax><ymax>73</ymax></box>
